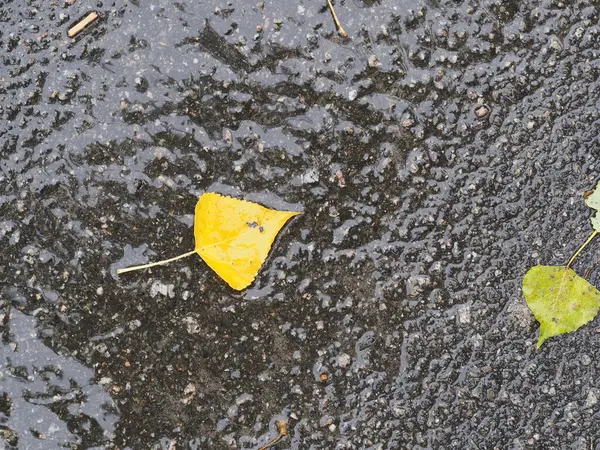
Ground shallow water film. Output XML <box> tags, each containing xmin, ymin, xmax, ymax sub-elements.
<box><xmin>2</xmin><ymin>0</ymin><xmax>600</xmax><ymax>448</ymax></box>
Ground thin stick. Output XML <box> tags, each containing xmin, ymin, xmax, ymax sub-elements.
<box><xmin>326</xmin><ymin>0</ymin><xmax>348</xmax><ymax>38</ymax></box>
<box><xmin>67</xmin><ymin>11</ymin><xmax>99</xmax><ymax>38</ymax></box>
<box><xmin>117</xmin><ymin>250</ymin><xmax>196</xmax><ymax>274</ymax></box>
<box><xmin>258</xmin><ymin>435</ymin><xmax>284</xmax><ymax>450</ymax></box>
<box><xmin>258</xmin><ymin>420</ymin><xmax>288</xmax><ymax>450</ymax></box>
<box><xmin>566</xmin><ymin>230</ymin><xmax>598</xmax><ymax>269</ymax></box>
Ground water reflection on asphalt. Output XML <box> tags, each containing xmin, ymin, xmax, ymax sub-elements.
<box><xmin>1</xmin><ymin>308</ymin><xmax>118</xmax><ymax>449</ymax></box>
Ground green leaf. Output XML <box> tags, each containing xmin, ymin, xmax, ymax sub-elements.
<box><xmin>584</xmin><ymin>180</ymin><xmax>600</xmax><ymax>232</ymax></box>
<box><xmin>523</xmin><ymin>265</ymin><xmax>600</xmax><ymax>348</ymax></box>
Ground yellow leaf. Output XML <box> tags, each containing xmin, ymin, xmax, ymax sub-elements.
<box><xmin>194</xmin><ymin>193</ymin><xmax>301</xmax><ymax>290</ymax></box>
<box><xmin>117</xmin><ymin>193</ymin><xmax>301</xmax><ymax>290</ymax></box>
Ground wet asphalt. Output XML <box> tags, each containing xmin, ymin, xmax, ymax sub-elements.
<box><xmin>2</xmin><ymin>0</ymin><xmax>600</xmax><ymax>449</ymax></box>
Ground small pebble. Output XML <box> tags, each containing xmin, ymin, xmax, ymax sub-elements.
<box><xmin>586</xmin><ymin>389</ymin><xmax>598</xmax><ymax>407</ymax></box>
<box><xmin>549</xmin><ymin>37</ymin><xmax>563</xmax><ymax>52</ymax></box>
<box><xmin>457</xmin><ymin>304</ymin><xmax>471</xmax><ymax>324</ymax></box>
<box><xmin>337</xmin><ymin>353</ymin><xmax>351</xmax><ymax>367</ymax></box>
<box><xmin>475</xmin><ymin>104</ymin><xmax>490</xmax><ymax>118</ymax></box>
<box><xmin>403</xmin><ymin>119</ymin><xmax>415</xmax><ymax>128</ymax></box>
<box><xmin>368</xmin><ymin>55</ymin><xmax>380</xmax><ymax>67</ymax></box>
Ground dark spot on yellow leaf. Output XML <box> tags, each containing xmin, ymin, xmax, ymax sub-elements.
<box><xmin>246</xmin><ymin>221</ymin><xmax>258</xmax><ymax>228</ymax></box>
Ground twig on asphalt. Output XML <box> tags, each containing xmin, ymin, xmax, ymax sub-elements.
<box><xmin>326</xmin><ymin>0</ymin><xmax>348</xmax><ymax>37</ymax></box>
<box><xmin>258</xmin><ymin>420</ymin><xmax>288</xmax><ymax>450</ymax></box>
<box><xmin>67</xmin><ymin>11</ymin><xmax>98</xmax><ymax>38</ymax></box>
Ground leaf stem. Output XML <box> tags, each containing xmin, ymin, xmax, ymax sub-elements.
<box><xmin>327</xmin><ymin>0</ymin><xmax>348</xmax><ymax>37</ymax></box>
<box><xmin>116</xmin><ymin>250</ymin><xmax>196</xmax><ymax>275</ymax></box>
<box><xmin>565</xmin><ymin>230</ymin><xmax>598</xmax><ymax>269</ymax></box>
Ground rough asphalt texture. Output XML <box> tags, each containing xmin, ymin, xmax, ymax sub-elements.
<box><xmin>2</xmin><ymin>0</ymin><xmax>600</xmax><ymax>448</ymax></box>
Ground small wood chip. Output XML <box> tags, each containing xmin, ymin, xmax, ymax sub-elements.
<box><xmin>67</xmin><ymin>11</ymin><xmax>98</xmax><ymax>38</ymax></box>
